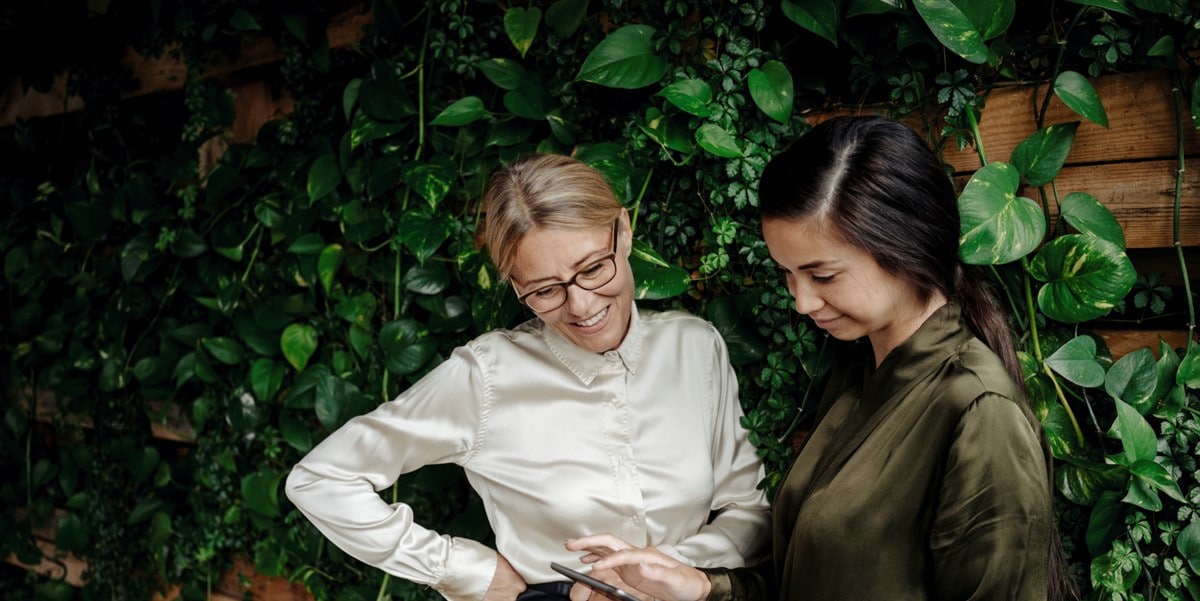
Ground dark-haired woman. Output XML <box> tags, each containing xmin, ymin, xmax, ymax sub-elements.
<box><xmin>564</xmin><ymin>116</ymin><xmax>1075</xmax><ymax>601</ymax></box>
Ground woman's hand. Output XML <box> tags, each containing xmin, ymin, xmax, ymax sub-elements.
<box><xmin>565</xmin><ymin>534</ymin><xmax>712</xmax><ymax>601</ymax></box>
<box><xmin>483</xmin><ymin>554</ymin><xmax>527</xmax><ymax>601</ymax></box>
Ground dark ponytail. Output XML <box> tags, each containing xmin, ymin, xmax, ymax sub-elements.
<box><xmin>953</xmin><ymin>264</ymin><xmax>1023</xmax><ymax>388</ymax></box>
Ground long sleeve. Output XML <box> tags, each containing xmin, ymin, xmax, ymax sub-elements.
<box><xmin>657</xmin><ymin>327</ymin><xmax>770</xmax><ymax>568</ymax></box>
<box><xmin>703</xmin><ymin>560</ymin><xmax>776</xmax><ymax>601</ymax></box>
<box><xmin>930</xmin><ymin>393</ymin><xmax>1051</xmax><ymax>600</ymax></box>
<box><xmin>285</xmin><ymin>346</ymin><xmax>498</xmax><ymax>601</ymax></box>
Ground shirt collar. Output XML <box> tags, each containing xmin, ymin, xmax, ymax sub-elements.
<box><xmin>541</xmin><ymin>301</ymin><xmax>644</xmax><ymax>385</ymax></box>
<box><xmin>862</xmin><ymin>302</ymin><xmax>970</xmax><ymax>401</ymax></box>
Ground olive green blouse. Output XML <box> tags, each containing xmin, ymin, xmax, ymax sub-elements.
<box><xmin>708</xmin><ymin>303</ymin><xmax>1052</xmax><ymax>600</ymax></box>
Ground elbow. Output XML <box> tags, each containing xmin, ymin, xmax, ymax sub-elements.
<box><xmin>284</xmin><ymin>464</ymin><xmax>315</xmax><ymax>509</ymax></box>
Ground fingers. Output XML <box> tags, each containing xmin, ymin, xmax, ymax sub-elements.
<box><xmin>589</xmin><ymin>548</ymin><xmax>677</xmax><ymax>572</ymax></box>
<box><xmin>568</xmin><ymin>582</ymin><xmax>593</xmax><ymax>601</ymax></box>
<box><xmin>565</xmin><ymin>533</ymin><xmax>633</xmax><ymax>555</ymax></box>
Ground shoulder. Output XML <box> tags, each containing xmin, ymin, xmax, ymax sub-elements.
<box><xmin>641</xmin><ymin>308</ymin><xmax>723</xmax><ymax>340</ymax></box>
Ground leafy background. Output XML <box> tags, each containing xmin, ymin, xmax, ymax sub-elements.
<box><xmin>1</xmin><ymin>1</ymin><xmax>1198</xmax><ymax>600</ymax></box>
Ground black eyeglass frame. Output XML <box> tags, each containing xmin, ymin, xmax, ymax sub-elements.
<box><xmin>515</xmin><ymin>219</ymin><xmax>620</xmax><ymax>312</ymax></box>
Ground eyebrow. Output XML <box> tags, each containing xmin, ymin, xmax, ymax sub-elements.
<box><xmin>775</xmin><ymin>259</ymin><xmax>836</xmax><ymax>271</ymax></box>
<box><xmin>520</xmin><ymin>248</ymin><xmax>611</xmax><ymax>286</ymax></box>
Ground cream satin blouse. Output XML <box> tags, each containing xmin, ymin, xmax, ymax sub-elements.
<box><xmin>286</xmin><ymin>304</ymin><xmax>770</xmax><ymax>601</ymax></box>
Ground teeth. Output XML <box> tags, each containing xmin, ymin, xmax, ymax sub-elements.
<box><xmin>576</xmin><ymin>307</ymin><xmax>607</xmax><ymax>327</ymax></box>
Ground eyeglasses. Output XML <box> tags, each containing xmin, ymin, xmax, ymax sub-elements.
<box><xmin>516</xmin><ymin>220</ymin><xmax>619</xmax><ymax>313</ymax></box>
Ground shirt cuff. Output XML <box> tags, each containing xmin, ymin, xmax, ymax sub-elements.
<box><xmin>432</xmin><ymin>537</ymin><xmax>498</xmax><ymax>601</ymax></box>
<box><xmin>704</xmin><ymin>569</ymin><xmax>733</xmax><ymax>601</ymax></box>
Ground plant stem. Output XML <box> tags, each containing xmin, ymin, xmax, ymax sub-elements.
<box><xmin>630</xmin><ymin>166</ymin><xmax>654</xmax><ymax>232</ymax></box>
<box><xmin>1170</xmin><ymin>72</ymin><xmax>1197</xmax><ymax>348</ymax></box>
<box><xmin>990</xmin><ymin>265</ymin><xmax>1027</xmax><ymax>332</ymax></box>
<box><xmin>1036</xmin><ymin>7</ymin><xmax>1086</xmax><ymax>128</ymax></box>
<box><xmin>1022</xmin><ymin>257</ymin><xmax>1084</xmax><ymax>445</ymax></box>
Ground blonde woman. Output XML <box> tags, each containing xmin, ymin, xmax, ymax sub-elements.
<box><xmin>286</xmin><ymin>154</ymin><xmax>770</xmax><ymax>601</ymax></box>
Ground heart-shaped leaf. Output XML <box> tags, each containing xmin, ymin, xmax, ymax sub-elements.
<box><xmin>1111</xmin><ymin>400</ymin><xmax>1157</xmax><ymax>464</ymax></box>
<box><xmin>241</xmin><ymin>470</ymin><xmax>282</xmax><ymax>518</ymax></box>
<box><xmin>504</xmin><ymin>6</ymin><xmax>541</xmax><ymax>58</ymax></box>
<box><xmin>1178</xmin><ymin>343</ymin><xmax>1200</xmax><ymax>389</ymax></box>
<box><xmin>913</xmin><ymin>0</ymin><xmax>989</xmax><ymax>64</ymax></box>
<box><xmin>1055</xmin><ymin>456</ymin><xmax>1125</xmax><ymax>506</ymax></box>
<box><xmin>957</xmin><ymin>162</ymin><xmax>1046</xmax><ymax>265</ymax></box>
<box><xmin>546</xmin><ymin>0</ymin><xmax>588</xmax><ymax>37</ymax></box>
<box><xmin>281</xmin><ymin>323</ymin><xmax>318</xmax><ymax>371</ymax></box>
<box><xmin>307</xmin><ymin>153</ymin><xmax>342</xmax><ymax>204</ymax></box>
<box><xmin>476</xmin><ymin>58</ymin><xmax>527</xmax><ymax>91</ymax></box>
<box><xmin>695</xmin><ymin>123</ymin><xmax>744</xmax><ymax>158</ymax></box>
<box><xmin>250</xmin><ymin>359</ymin><xmax>286</xmax><ymax>403</ymax></box>
<box><xmin>629</xmin><ymin>240</ymin><xmax>690</xmax><ymax>300</ymax></box>
<box><xmin>577</xmin><ymin>25</ymin><xmax>667</xmax><ymax>89</ymax></box>
<box><xmin>430</xmin><ymin>96</ymin><xmax>488</xmax><ymax>127</ymax></box>
<box><xmin>1086</xmin><ymin>490</ymin><xmax>1126</xmax><ymax>555</ymax></box>
<box><xmin>748</xmin><ymin>61</ymin><xmax>794</xmax><ymax>123</ymax></box>
<box><xmin>201</xmin><ymin>337</ymin><xmax>246</xmax><ymax>366</ymax></box>
<box><xmin>1054</xmin><ymin>71</ymin><xmax>1108</xmax><ymax>128</ymax></box>
<box><xmin>379</xmin><ymin>318</ymin><xmax>436</xmax><ymax>375</ymax></box>
<box><xmin>395</xmin><ymin>209</ymin><xmax>454</xmax><ymax>264</ymax></box>
<box><xmin>318</xmin><ymin>244</ymin><xmax>344</xmax><ymax>294</ymax></box>
<box><xmin>659</xmin><ymin>78</ymin><xmax>714</xmax><ymax>117</ymax></box>
<box><xmin>1009</xmin><ymin>122</ymin><xmax>1078</xmax><ymax>186</ymax></box>
<box><xmin>1030</xmin><ymin>234</ymin><xmax>1136</xmax><ymax>323</ymax></box>
<box><xmin>1045</xmin><ymin>335</ymin><xmax>1105</xmax><ymax>387</ymax></box>
<box><xmin>1060</xmin><ymin>192</ymin><xmax>1125</xmax><ymax>249</ymax></box>
<box><xmin>1105</xmin><ymin>348</ymin><xmax>1158</xmax><ymax>414</ymax></box>
<box><xmin>780</xmin><ymin>0</ymin><xmax>838</xmax><ymax>46</ymax></box>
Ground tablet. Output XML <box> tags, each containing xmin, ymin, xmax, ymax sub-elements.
<box><xmin>550</xmin><ymin>562</ymin><xmax>640</xmax><ymax>601</ymax></box>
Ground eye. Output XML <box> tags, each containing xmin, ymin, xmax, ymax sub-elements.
<box><xmin>811</xmin><ymin>273</ymin><xmax>835</xmax><ymax>284</ymax></box>
<box><xmin>580</xmin><ymin>261</ymin><xmax>607</xmax><ymax>277</ymax></box>
<box><xmin>532</xmin><ymin>286</ymin><xmax>560</xmax><ymax>299</ymax></box>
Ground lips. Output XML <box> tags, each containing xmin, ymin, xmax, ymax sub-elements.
<box><xmin>575</xmin><ymin>306</ymin><xmax>608</xmax><ymax>328</ymax></box>
<box><xmin>812</xmin><ymin>315</ymin><xmax>842</xmax><ymax>329</ymax></box>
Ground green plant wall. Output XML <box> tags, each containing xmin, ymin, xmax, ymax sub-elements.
<box><xmin>1</xmin><ymin>1</ymin><xmax>1198</xmax><ymax>600</ymax></box>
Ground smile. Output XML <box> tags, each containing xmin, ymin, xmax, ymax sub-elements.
<box><xmin>575</xmin><ymin>307</ymin><xmax>608</xmax><ymax>328</ymax></box>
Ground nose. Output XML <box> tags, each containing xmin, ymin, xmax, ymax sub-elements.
<box><xmin>563</xmin><ymin>282</ymin><xmax>596</xmax><ymax>315</ymax></box>
<box><xmin>791</xmin><ymin>284</ymin><xmax>824</xmax><ymax>316</ymax></box>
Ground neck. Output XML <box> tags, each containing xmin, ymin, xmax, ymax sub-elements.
<box><xmin>869</xmin><ymin>293</ymin><xmax>948</xmax><ymax>367</ymax></box>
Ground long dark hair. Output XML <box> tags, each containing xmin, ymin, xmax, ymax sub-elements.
<box><xmin>759</xmin><ymin>115</ymin><xmax>1078</xmax><ymax>601</ymax></box>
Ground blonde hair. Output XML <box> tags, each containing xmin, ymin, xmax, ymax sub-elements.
<box><xmin>482</xmin><ymin>154</ymin><xmax>623</xmax><ymax>280</ymax></box>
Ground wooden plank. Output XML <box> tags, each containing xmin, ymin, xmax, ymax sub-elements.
<box><xmin>27</xmin><ymin>389</ymin><xmax>197</xmax><ymax>443</ymax></box>
<box><xmin>4</xmin><ymin>539</ymin><xmax>88</xmax><ymax>588</ymax></box>
<box><xmin>230</xmin><ymin>79</ymin><xmax>294</xmax><ymax>144</ymax></box>
<box><xmin>1022</xmin><ymin>158</ymin><xmax>1200</xmax><ymax>249</ymax></box>
<box><xmin>941</xmin><ymin>71</ymin><xmax>1200</xmax><ymax>174</ymax></box>
<box><xmin>0</xmin><ymin>6</ymin><xmax>370</xmax><ymax>127</ymax></box>
<box><xmin>1094</xmin><ymin>329</ymin><xmax>1194</xmax><ymax>359</ymax></box>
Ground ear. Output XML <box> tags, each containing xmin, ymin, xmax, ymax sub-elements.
<box><xmin>618</xmin><ymin>208</ymin><xmax>633</xmax><ymax>258</ymax></box>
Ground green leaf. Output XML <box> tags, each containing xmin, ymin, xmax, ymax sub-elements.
<box><xmin>430</xmin><ymin>96</ymin><xmax>487</xmax><ymax>127</ymax></box>
<box><xmin>912</xmin><ymin>0</ymin><xmax>989</xmax><ymax>64</ymax></box>
<box><xmin>1112</xmin><ymin>400</ymin><xmax>1157</xmax><ymax>464</ymax></box>
<box><xmin>317</xmin><ymin>244</ymin><xmax>344</xmax><ymax>294</ymax></box>
<box><xmin>1129</xmin><ymin>459</ymin><xmax>1185</xmax><ymax>503</ymax></box>
<box><xmin>307</xmin><ymin>154</ymin><xmax>342</xmax><ymax>203</ymax></box>
<box><xmin>575</xmin><ymin>143</ymin><xmax>633</xmax><ymax>200</ymax></box>
<box><xmin>1105</xmin><ymin>348</ymin><xmax>1158</xmax><ymax>414</ymax></box>
<box><xmin>230</xmin><ymin>9</ymin><xmax>261</xmax><ymax>31</ymax></box>
<box><xmin>956</xmin><ymin>0</ymin><xmax>1015</xmax><ymax>40</ymax></box>
<box><xmin>695</xmin><ymin>123</ymin><xmax>744</xmax><ymax>158</ymax></box>
<box><xmin>476</xmin><ymin>58</ymin><xmax>527</xmax><ymax>91</ymax></box>
<box><xmin>504</xmin><ymin>6</ymin><xmax>541</xmax><ymax>58</ymax></box>
<box><xmin>546</xmin><ymin>0</ymin><xmax>588</xmax><ymax>37</ymax></box>
<box><xmin>395</xmin><ymin>210</ymin><xmax>453</xmax><ymax>264</ymax></box>
<box><xmin>780</xmin><ymin>0</ymin><xmax>838</xmax><ymax>46</ymax></box>
<box><xmin>403</xmin><ymin>157</ymin><xmax>455</xmax><ymax>209</ymax></box>
<box><xmin>1009</xmin><ymin>122</ymin><xmax>1078</xmax><ymax>186</ymax></box>
<box><xmin>379</xmin><ymin>319</ymin><xmax>437</xmax><ymax>375</ymax></box>
<box><xmin>359</xmin><ymin>74</ymin><xmax>416</xmax><ymax>122</ymax></box>
<box><xmin>1129</xmin><ymin>0</ymin><xmax>1187</xmax><ymax>14</ymax></box>
<box><xmin>349</xmin><ymin>111</ymin><xmax>406</xmax><ymax>149</ymax></box>
<box><xmin>847</xmin><ymin>0</ymin><xmax>905</xmax><ymax>16</ymax></box>
<box><xmin>54</xmin><ymin>513</ymin><xmax>89</xmax><ymax>553</ymax></box>
<box><xmin>1055</xmin><ymin>456</ymin><xmax>1125</xmax><ymax>506</ymax></box>
<box><xmin>576</xmin><ymin>25</ymin><xmax>667</xmax><ymax>89</ymax></box>
<box><xmin>171</xmin><ymin>229</ymin><xmax>208</xmax><ymax>259</ymax></box>
<box><xmin>280</xmin><ymin>323</ymin><xmax>318</xmax><ymax>371</ymax></box>
<box><xmin>250</xmin><ymin>359</ymin><xmax>285</xmax><ymax>403</ymax></box>
<box><xmin>503</xmin><ymin>75</ymin><xmax>550</xmax><ymax>119</ymax></box>
<box><xmin>241</xmin><ymin>470</ymin><xmax>282</xmax><ymax>518</ymax></box>
<box><xmin>279</xmin><ymin>410</ymin><xmax>314</xmax><ymax>453</ymax></box>
<box><xmin>287</xmin><ymin>232</ymin><xmax>325</xmax><ymax>255</ymax></box>
<box><xmin>704</xmin><ymin>295</ymin><xmax>768</xmax><ymax>366</ymax></box>
<box><xmin>1179</xmin><ymin>521</ymin><xmax>1200</xmax><ymax>574</ymax></box>
<box><xmin>1178</xmin><ymin>343</ymin><xmax>1200</xmax><ymax>389</ymax></box>
<box><xmin>956</xmin><ymin>162</ymin><xmax>1046</xmax><ymax>265</ymax></box>
<box><xmin>1045</xmin><ymin>335</ymin><xmax>1106</xmax><ymax>387</ymax></box>
<box><xmin>659</xmin><ymin>78</ymin><xmax>714</xmax><ymax>117</ymax></box>
<box><xmin>629</xmin><ymin>240</ymin><xmax>690</xmax><ymax>300</ymax></box>
<box><xmin>747</xmin><ymin>61</ymin><xmax>794</xmax><ymax>123</ymax></box>
<box><xmin>1092</xmin><ymin>544</ymin><xmax>1142</xmax><ymax>591</ymax></box>
<box><xmin>1086</xmin><ymin>490</ymin><xmax>1126</xmax><ymax>554</ymax></box>
<box><xmin>1066</xmin><ymin>0</ymin><xmax>1133</xmax><ymax>17</ymax></box>
<box><xmin>403</xmin><ymin>262</ymin><xmax>451</xmax><ymax>295</ymax></box>
<box><xmin>1060</xmin><ymin>192</ymin><xmax>1125</xmax><ymax>249</ymax></box>
<box><xmin>1030</xmin><ymin>234</ymin><xmax>1136</xmax><ymax>323</ymax></box>
<box><xmin>1147</xmin><ymin>35</ymin><xmax>1175</xmax><ymax>58</ymax></box>
<box><xmin>1054</xmin><ymin>71</ymin><xmax>1108</xmax><ymax>128</ymax></box>
<box><xmin>201</xmin><ymin>337</ymin><xmax>245</xmax><ymax>366</ymax></box>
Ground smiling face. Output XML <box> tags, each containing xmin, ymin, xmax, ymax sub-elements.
<box><xmin>509</xmin><ymin>211</ymin><xmax>635</xmax><ymax>353</ymax></box>
<box><xmin>762</xmin><ymin>216</ymin><xmax>945</xmax><ymax>366</ymax></box>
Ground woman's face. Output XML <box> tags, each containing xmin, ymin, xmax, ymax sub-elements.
<box><xmin>761</xmin><ymin>216</ymin><xmax>938</xmax><ymax>364</ymax></box>
<box><xmin>509</xmin><ymin>211</ymin><xmax>634</xmax><ymax>353</ymax></box>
